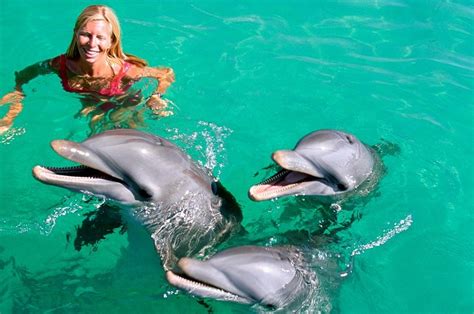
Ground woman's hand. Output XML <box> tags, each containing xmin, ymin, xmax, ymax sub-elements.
<box><xmin>0</xmin><ymin>90</ymin><xmax>24</xmax><ymax>106</ymax></box>
<box><xmin>0</xmin><ymin>102</ymin><xmax>23</xmax><ymax>134</ymax></box>
<box><xmin>0</xmin><ymin>120</ymin><xmax>13</xmax><ymax>134</ymax></box>
<box><xmin>0</xmin><ymin>91</ymin><xmax>24</xmax><ymax>133</ymax></box>
<box><xmin>146</xmin><ymin>94</ymin><xmax>173</xmax><ymax>117</ymax></box>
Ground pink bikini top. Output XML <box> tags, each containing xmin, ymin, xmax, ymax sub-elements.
<box><xmin>58</xmin><ymin>54</ymin><xmax>131</xmax><ymax>97</ymax></box>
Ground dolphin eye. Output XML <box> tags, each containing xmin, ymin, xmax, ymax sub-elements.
<box><xmin>211</xmin><ymin>181</ymin><xmax>218</xmax><ymax>195</ymax></box>
<box><xmin>337</xmin><ymin>183</ymin><xmax>348</xmax><ymax>191</ymax></box>
<box><xmin>346</xmin><ymin>135</ymin><xmax>354</xmax><ymax>144</ymax></box>
<box><xmin>138</xmin><ymin>188</ymin><xmax>152</xmax><ymax>199</ymax></box>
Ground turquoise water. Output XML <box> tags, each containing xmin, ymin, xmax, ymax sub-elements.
<box><xmin>1</xmin><ymin>0</ymin><xmax>473</xmax><ymax>313</ymax></box>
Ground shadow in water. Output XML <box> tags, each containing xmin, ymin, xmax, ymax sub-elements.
<box><xmin>71</xmin><ymin>203</ymin><xmax>126</xmax><ymax>251</ymax></box>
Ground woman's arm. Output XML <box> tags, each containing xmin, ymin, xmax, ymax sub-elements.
<box><xmin>14</xmin><ymin>59</ymin><xmax>56</xmax><ymax>92</ymax></box>
<box><xmin>131</xmin><ymin>65</ymin><xmax>175</xmax><ymax>117</ymax></box>
<box><xmin>140</xmin><ymin>66</ymin><xmax>175</xmax><ymax>94</ymax></box>
<box><xmin>0</xmin><ymin>59</ymin><xmax>55</xmax><ymax>133</ymax></box>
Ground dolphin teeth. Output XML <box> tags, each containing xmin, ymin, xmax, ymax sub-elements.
<box><xmin>255</xmin><ymin>169</ymin><xmax>291</xmax><ymax>186</ymax></box>
<box><xmin>165</xmin><ymin>271</ymin><xmax>251</xmax><ymax>304</ymax></box>
<box><xmin>249</xmin><ymin>182</ymin><xmax>301</xmax><ymax>201</ymax></box>
<box><xmin>41</xmin><ymin>165</ymin><xmax>122</xmax><ymax>182</ymax></box>
<box><xmin>249</xmin><ymin>169</ymin><xmax>320</xmax><ymax>201</ymax></box>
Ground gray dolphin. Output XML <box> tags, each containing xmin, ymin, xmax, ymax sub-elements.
<box><xmin>249</xmin><ymin>129</ymin><xmax>380</xmax><ymax>201</ymax></box>
<box><xmin>166</xmin><ymin>245</ymin><xmax>320</xmax><ymax>311</ymax></box>
<box><xmin>33</xmin><ymin>129</ymin><xmax>242</xmax><ymax>269</ymax></box>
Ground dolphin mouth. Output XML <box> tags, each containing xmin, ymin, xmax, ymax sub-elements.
<box><xmin>32</xmin><ymin>139</ymin><xmax>128</xmax><ymax>191</ymax></box>
<box><xmin>166</xmin><ymin>269</ymin><xmax>252</xmax><ymax>305</ymax></box>
<box><xmin>33</xmin><ymin>164</ymin><xmax>124</xmax><ymax>185</ymax></box>
<box><xmin>248</xmin><ymin>169</ymin><xmax>325</xmax><ymax>201</ymax></box>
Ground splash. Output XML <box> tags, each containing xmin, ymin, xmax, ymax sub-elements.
<box><xmin>166</xmin><ymin>121</ymin><xmax>233</xmax><ymax>180</ymax></box>
<box><xmin>132</xmin><ymin>190</ymin><xmax>236</xmax><ymax>270</ymax></box>
<box><xmin>351</xmin><ymin>214</ymin><xmax>413</xmax><ymax>256</ymax></box>
<box><xmin>1</xmin><ymin>127</ymin><xmax>26</xmax><ymax>144</ymax></box>
<box><xmin>40</xmin><ymin>194</ymin><xmax>106</xmax><ymax>236</ymax></box>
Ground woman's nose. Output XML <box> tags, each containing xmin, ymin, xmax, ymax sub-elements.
<box><xmin>88</xmin><ymin>36</ymin><xmax>98</xmax><ymax>47</ymax></box>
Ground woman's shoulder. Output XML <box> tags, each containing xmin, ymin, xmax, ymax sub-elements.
<box><xmin>123</xmin><ymin>62</ymin><xmax>145</xmax><ymax>79</ymax></box>
<box><xmin>49</xmin><ymin>54</ymin><xmax>66</xmax><ymax>71</ymax></box>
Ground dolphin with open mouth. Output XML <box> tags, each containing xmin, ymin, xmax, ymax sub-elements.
<box><xmin>249</xmin><ymin>129</ymin><xmax>380</xmax><ymax>201</ymax></box>
<box><xmin>32</xmin><ymin>129</ymin><xmax>242</xmax><ymax>269</ymax></box>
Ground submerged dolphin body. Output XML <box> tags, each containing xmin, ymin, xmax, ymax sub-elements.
<box><xmin>166</xmin><ymin>245</ymin><xmax>321</xmax><ymax>311</ymax></box>
<box><xmin>33</xmin><ymin>129</ymin><xmax>242</xmax><ymax>269</ymax></box>
<box><xmin>249</xmin><ymin>129</ymin><xmax>380</xmax><ymax>201</ymax></box>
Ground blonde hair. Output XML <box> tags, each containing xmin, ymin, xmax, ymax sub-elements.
<box><xmin>66</xmin><ymin>5</ymin><xmax>147</xmax><ymax>67</ymax></box>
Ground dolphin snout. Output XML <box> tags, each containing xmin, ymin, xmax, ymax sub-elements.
<box><xmin>51</xmin><ymin>140</ymin><xmax>89</xmax><ymax>159</ymax></box>
<box><xmin>32</xmin><ymin>166</ymin><xmax>46</xmax><ymax>181</ymax></box>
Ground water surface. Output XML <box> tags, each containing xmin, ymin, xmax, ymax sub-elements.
<box><xmin>0</xmin><ymin>1</ymin><xmax>472</xmax><ymax>313</ymax></box>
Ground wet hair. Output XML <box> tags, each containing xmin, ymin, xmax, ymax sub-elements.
<box><xmin>65</xmin><ymin>5</ymin><xmax>147</xmax><ymax>67</ymax></box>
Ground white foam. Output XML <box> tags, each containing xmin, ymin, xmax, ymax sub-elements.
<box><xmin>351</xmin><ymin>214</ymin><xmax>413</xmax><ymax>256</ymax></box>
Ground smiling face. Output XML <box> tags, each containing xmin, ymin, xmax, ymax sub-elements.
<box><xmin>76</xmin><ymin>19</ymin><xmax>112</xmax><ymax>64</ymax></box>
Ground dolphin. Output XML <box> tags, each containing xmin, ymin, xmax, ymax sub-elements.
<box><xmin>166</xmin><ymin>245</ymin><xmax>319</xmax><ymax>311</ymax></box>
<box><xmin>32</xmin><ymin>129</ymin><xmax>242</xmax><ymax>269</ymax></box>
<box><xmin>249</xmin><ymin>129</ymin><xmax>380</xmax><ymax>201</ymax></box>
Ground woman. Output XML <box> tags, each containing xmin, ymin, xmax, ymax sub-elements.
<box><xmin>0</xmin><ymin>5</ymin><xmax>175</xmax><ymax>134</ymax></box>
